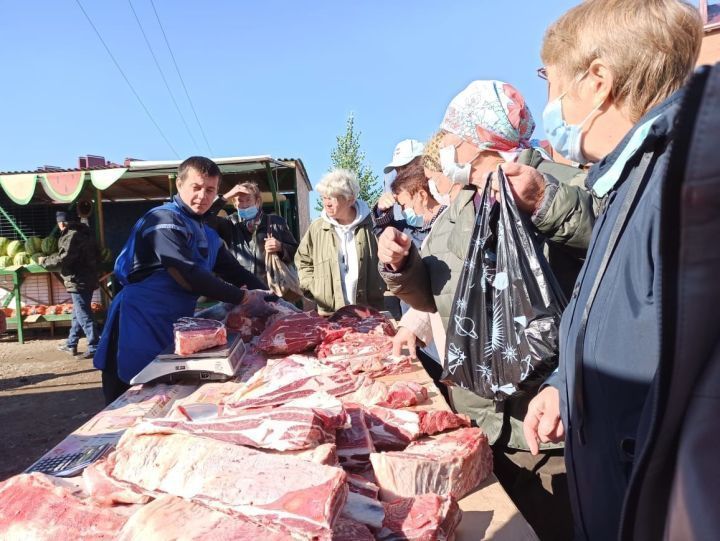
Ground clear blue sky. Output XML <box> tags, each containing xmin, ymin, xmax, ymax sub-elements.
<box><xmin>0</xmin><ymin>0</ymin><xmax>579</xmax><ymax>209</ymax></box>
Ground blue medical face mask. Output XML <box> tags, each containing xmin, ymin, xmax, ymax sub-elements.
<box><xmin>237</xmin><ymin>206</ymin><xmax>259</xmax><ymax>220</ymax></box>
<box><xmin>402</xmin><ymin>195</ymin><xmax>425</xmax><ymax>228</ymax></box>
<box><xmin>542</xmin><ymin>72</ymin><xmax>604</xmax><ymax>164</ymax></box>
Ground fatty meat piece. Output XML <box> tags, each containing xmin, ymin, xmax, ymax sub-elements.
<box><xmin>384</xmin><ymin>381</ymin><xmax>429</xmax><ymax>408</ymax></box>
<box><xmin>377</xmin><ymin>493</ymin><xmax>462</xmax><ymax>541</ymax></box>
<box><xmin>173</xmin><ymin>317</ymin><xmax>227</xmax><ymax>356</ymax></box>
<box><xmin>84</xmin><ymin>428</ymin><xmax>348</xmax><ymax>540</ymax></box>
<box><xmin>370</xmin><ymin>427</ymin><xmax>493</xmax><ymax>501</ymax></box>
<box><xmin>0</xmin><ymin>472</ymin><xmax>131</xmax><ymax>540</ymax></box>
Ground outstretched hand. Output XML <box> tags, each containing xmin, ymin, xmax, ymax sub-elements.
<box><xmin>392</xmin><ymin>327</ymin><xmax>418</xmax><ymax>358</ymax></box>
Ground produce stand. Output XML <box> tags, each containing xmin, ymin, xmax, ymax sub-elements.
<box><xmin>29</xmin><ymin>358</ymin><xmax>538</xmax><ymax>540</ymax></box>
<box><xmin>0</xmin><ymin>264</ymin><xmax>106</xmax><ymax>344</ymax></box>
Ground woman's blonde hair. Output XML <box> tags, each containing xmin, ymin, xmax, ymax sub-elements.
<box><xmin>541</xmin><ymin>0</ymin><xmax>702</xmax><ymax>122</ymax></box>
<box><xmin>422</xmin><ymin>129</ymin><xmax>447</xmax><ymax>173</ymax></box>
<box><xmin>316</xmin><ymin>168</ymin><xmax>360</xmax><ymax>201</ymax></box>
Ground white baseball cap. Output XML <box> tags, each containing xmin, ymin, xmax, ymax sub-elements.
<box><xmin>383</xmin><ymin>139</ymin><xmax>425</xmax><ymax>174</ymax></box>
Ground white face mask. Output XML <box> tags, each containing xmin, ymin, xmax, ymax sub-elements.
<box><xmin>439</xmin><ymin>144</ymin><xmax>477</xmax><ymax>185</ymax></box>
<box><xmin>428</xmin><ymin>179</ymin><xmax>450</xmax><ymax>206</ymax></box>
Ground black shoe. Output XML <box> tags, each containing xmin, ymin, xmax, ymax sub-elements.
<box><xmin>80</xmin><ymin>350</ymin><xmax>95</xmax><ymax>359</ymax></box>
<box><xmin>57</xmin><ymin>344</ymin><xmax>78</xmax><ymax>356</ymax></box>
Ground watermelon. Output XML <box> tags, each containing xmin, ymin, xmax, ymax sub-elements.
<box><xmin>0</xmin><ymin>237</ymin><xmax>8</xmax><ymax>256</ymax></box>
<box><xmin>6</xmin><ymin>240</ymin><xmax>22</xmax><ymax>258</ymax></box>
<box><xmin>41</xmin><ymin>236</ymin><xmax>58</xmax><ymax>255</ymax></box>
<box><xmin>30</xmin><ymin>253</ymin><xmax>44</xmax><ymax>265</ymax></box>
<box><xmin>0</xmin><ymin>255</ymin><xmax>11</xmax><ymax>268</ymax></box>
<box><xmin>24</xmin><ymin>236</ymin><xmax>41</xmax><ymax>254</ymax></box>
<box><xmin>13</xmin><ymin>252</ymin><xmax>29</xmax><ymax>266</ymax></box>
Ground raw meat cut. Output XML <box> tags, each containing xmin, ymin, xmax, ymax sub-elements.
<box><xmin>117</xmin><ymin>495</ymin><xmax>289</xmax><ymax>541</ymax></box>
<box><xmin>332</xmin><ymin>517</ymin><xmax>375</xmax><ymax>541</ymax></box>
<box><xmin>347</xmin><ymin>473</ymin><xmax>380</xmax><ymax>499</ymax></box>
<box><xmin>327</xmin><ymin>304</ymin><xmax>396</xmax><ymax>336</ymax></box>
<box><xmin>364</xmin><ymin>404</ymin><xmax>422</xmax><ymax>450</ymax></box>
<box><xmin>384</xmin><ymin>381</ymin><xmax>429</xmax><ymax>408</ymax></box>
<box><xmin>370</xmin><ymin>427</ymin><xmax>493</xmax><ymax>501</ymax></box>
<box><xmin>341</xmin><ymin>492</ymin><xmax>385</xmax><ymax>529</ymax></box>
<box><xmin>417</xmin><ymin>410</ymin><xmax>471</xmax><ymax>436</ymax></box>
<box><xmin>196</xmin><ymin>298</ymin><xmax>299</xmax><ymax>342</ymax></box>
<box><xmin>173</xmin><ymin>317</ymin><xmax>227</xmax><ymax>356</ymax></box>
<box><xmin>377</xmin><ymin>493</ymin><xmax>462</xmax><ymax>541</ymax></box>
<box><xmin>0</xmin><ymin>472</ymin><xmax>131</xmax><ymax>540</ymax></box>
<box><xmin>266</xmin><ymin>443</ymin><xmax>339</xmax><ymax>466</ymax></box>
<box><xmin>223</xmin><ymin>358</ymin><xmax>363</xmax><ymax>410</ymax></box>
<box><xmin>317</xmin><ymin>331</ymin><xmax>393</xmax><ymax>358</ymax></box>
<box><xmin>344</xmin><ymin>379</ymin><xmax>389</xmax><ymax>406</ymax></box>
<box><xmin>85</xmin><ymin>429</ymin><xmax>348</xmax><ymax>540</ymax></box>
<box><xmin>321</xmin><ymin>349</ymin><xmax>414</xmax><ymax>379</ymax></box>
<box><xmin>336</xmin><ymin>404</ymin><xmax>375</xmax><ymax>472</ymax></box>
<box><xmin>135</xmin><ymin>392</ymin><xmax>347</xmax><ymax>451</ymax></box>
<box><xmin>257</xmin><ymin>311</ymin><xmax>333</xmax><ymax>354</ymax></box>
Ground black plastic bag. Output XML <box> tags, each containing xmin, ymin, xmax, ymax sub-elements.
<box><xmin>442</xmin><ymin>167</ymin><xmax>567</xmax><ymax>401</ymax></box>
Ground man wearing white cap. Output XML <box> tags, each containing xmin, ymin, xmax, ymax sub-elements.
<box><xmin>373</xmin><ymin>139</ymin><xmax>425</xmax><ymax>236</ymax></box>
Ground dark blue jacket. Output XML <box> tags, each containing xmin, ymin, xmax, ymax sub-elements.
<box><xmin>547</xmin><ymin>90</ymin><xmax>684</xmax><ymax>540</ymax></box>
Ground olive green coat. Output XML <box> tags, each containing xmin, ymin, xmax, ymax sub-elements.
<box><xmin>295</xmin><ymin>215</ymin><xmax>385</xmax><ymax>316</ymax></box>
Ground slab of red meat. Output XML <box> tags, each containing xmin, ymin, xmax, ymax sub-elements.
<box><xmin>383</xmin><ymin>381</ymin><xmax>429</xmax><ymax>408</ymax></box>
<box><xmin>332</xmin><ymin>517</ymin><xmax>375</xmax><ymax>541</ymax></box>
<box><xmin>343</xmin><ymin>379</ymin><xmax>389</xmax><ymax>406</ymax></box>
<box><xmin>0</xmin><ymin>472</ymin><xmax>131</xmax><ymax>540</ymax></box>
<box><xmin>377</xmin><ymin>493</ymin><xmax>462</xmax><ymax>541</ymax></box>
<box><xmin>417</xmin><ymin>410</ymin><xmax>471</xmax><ymax>436</ymax></box>
<box><xmin>257</xmin><ymin>311</ymin><xmax>335</xmax><ymax>354</ymax></box>
<box><xmin>223</xmin><ymin>356</ymin><xmax>364</xmax><ymax>410</ymax></box>
<box><xmin>317</xmin><ymin>331</ymin><xmax>393</xmax><ymax>358</ymax></box>
<box><xmin>173</xmin><ymin>317</ymin><xmax>227</xmax><ymax>356</ymax></box>
<box><xmin>136</xmin><ymin>392</ymin><xmax>347</xmax><ymax>452</ymax></box>
<box><xmin>347</xmin><ymin>473</ymin><xmax>379</xmax><ymax>497</ymax></box>
<box><xmin>85</xmin><ymin>429</ymin><xmax>348</xmax><ymax>540</ymax></box>
<box><xmin>117</xmin><ymin>495</ymin><xmax>290</xmax><ymax>541</ymax></box>
<box><xmin>363</xmin><ymin>404</ymin><xmax>422</xmax><ymax>450</ymax></box>
<box><xmin>370</xmin><ymin>427</ymin><xmax>493</xmax><ymax>501</ymax></box>
<box><xmin>336</xmin><ymin>404</ymin><xmax>375</xmax><ymax>472</ymax></box>
<box><xmin>327</xmin><ymin>304</ymin><xmax>396</xmax><ymax>336</ymax></box>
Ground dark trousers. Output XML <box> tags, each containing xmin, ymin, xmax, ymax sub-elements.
<box><xmin>492</xmin><ymin>445</ymin><xmax>574</xmax><ymax>541</ymax></box>
<box><xmin>101</xmin><ymin>316</ymin><xmax>130</xmax><ymax>405</ymax></box>
<box><xmin>67</xmin><ymin>290</ymin><xmax>97</xmax><ymax>350</ymax></box>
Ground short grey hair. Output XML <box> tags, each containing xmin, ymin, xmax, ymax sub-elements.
<box><xmin>316</xmin><ymin>168</ymin><xmax>359</xmax><ymax>201</ymax></box>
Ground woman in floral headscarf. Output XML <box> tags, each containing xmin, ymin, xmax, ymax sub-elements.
<box><xmin>379</xmin><ymin>80</ymin><xmax>583</xmax><ymax>540</ymax></box>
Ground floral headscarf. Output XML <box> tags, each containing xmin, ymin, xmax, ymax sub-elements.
<box><xmin>440</xmin><ymin>80</ymin><xmax>536</xmax><ymax>155</ymax></box>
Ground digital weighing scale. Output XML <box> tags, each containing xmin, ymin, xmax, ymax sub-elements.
<box><xmin>130</xmin><ymin>333</ymin><xmax>247</xmax><ymax>385</ymax></box>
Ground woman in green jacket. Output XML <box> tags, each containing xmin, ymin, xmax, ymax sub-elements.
<box><xmin>295</xmin><ymin>168</ymin><xmax>385</xmax><ymax>315</ymax></box>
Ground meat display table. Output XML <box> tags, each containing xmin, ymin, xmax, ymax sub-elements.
<box><xmin>31</xmin><ymin>361</ymin><xmax>538</xmax><ymax>540</ymax></box>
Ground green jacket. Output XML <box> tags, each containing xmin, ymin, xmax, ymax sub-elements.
<box><xmin>295</xmin><ymin>212</ymin><xmax>385</xmax><ymax>316</ymax></box>
<box><xmin>381</xmin><ymin>150</ymin><xmax>589</xmax><ymax>450</ymax></box>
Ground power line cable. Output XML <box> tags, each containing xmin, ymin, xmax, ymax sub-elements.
<box><xmin>74</xmin><ymin>0</ymin><xmax>180</xmax><ymax>158</ymax></box>
<box><xmin>127</xmin><ymin>0</ymin><xmax>200</xmax><ymax>151</ymax></box>
<box><xmin>150</xmin><ymin>0</ymin><xmax>214</xmax><ymax>155</ymax></box>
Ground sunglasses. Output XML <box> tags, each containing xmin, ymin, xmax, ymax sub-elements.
<box><xmin>536</xmin><ymin>67</ymin><xmax>548</xmax><ymax>81</ymax></box>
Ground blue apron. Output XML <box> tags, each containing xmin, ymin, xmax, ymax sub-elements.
<box><xmin>94</xmin><ymin>200</ymin><xmax>221</xmax><ymax>383</ymax></box>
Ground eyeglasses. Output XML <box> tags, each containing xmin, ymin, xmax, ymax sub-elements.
<box><xmin>536</xmin><ymin>67</ymin><xmax>548</xmax><ymax>81</ymax></box>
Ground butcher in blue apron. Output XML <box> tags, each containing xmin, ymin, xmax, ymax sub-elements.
<box><xmin>94</xmin><ymin>156</ymin><xmax>269</xmax><ymax>404</ymax></box>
